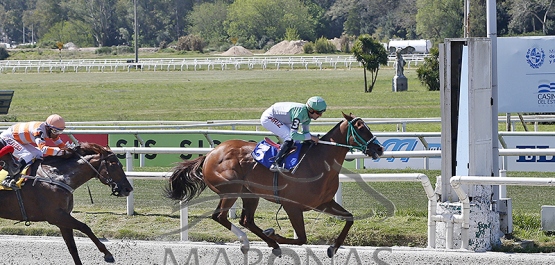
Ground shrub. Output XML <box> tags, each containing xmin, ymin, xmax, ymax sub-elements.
<box><xmin>95</xmin><ymin>46</ymin><xmax>113</xmax><ymax>55</ymax></box>
<box><xmin>340</xmin><ymin>35</ymin><xmax>353</xmax><ymax>53</ymax></box>
<box><xmin>37</xmin><ymin>40</ymin><xmax>58</xmax><ymax>49</ymax></box>
<box><xmin>417</xmin><ymin>47</ymin><xmax>440</xmax><ymax>91</ymax></box>
<box><xmin>0</xmin><ymin>47</ymin><xmax>9</xmax><ymax>60</ymax></box>
<box><xmin>116</xmin><ymin>46</ymin><xmax>134</xmax><ymax>54</ymax></box>
<box><xmin>284</xmin><ymin>28</ymin><xmax>300</xmax><ymax>41</ymax></box>
<box><xmin>176</xmin><ymin>35</ymin><xmax>206</xmax><ymax>53</ymax></box>
<box><xmin>314</xmin><ymin>37</ymin><xmax>336</xmax><ymax>54</ymax></box>
<box><xmin>303</xmin><ymin>42</ymin><xmax>315</xmax><ymax>54</ymax></box>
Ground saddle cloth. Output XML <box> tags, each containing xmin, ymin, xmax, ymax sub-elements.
<box><xmin>252</xmin><ymin>138</ymin><xmax>302</xmax><ymax>171</ymax></box>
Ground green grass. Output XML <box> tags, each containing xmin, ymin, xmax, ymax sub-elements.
<box><xmin>0</xmin><ymin>55</ymin><xmax>554</xmax><ymax>251</ymax></box>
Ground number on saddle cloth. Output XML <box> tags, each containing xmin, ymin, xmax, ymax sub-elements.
<box><xmin>252</xmin><ymin>138</ymin><xmax>302</xmax><ymax>170</ymax></box>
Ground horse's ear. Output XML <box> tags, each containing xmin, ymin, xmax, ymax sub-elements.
<box><xmin>342</xmin><ymin>112</ymin><xmax>353</xmax><ymax>121</ymax></box>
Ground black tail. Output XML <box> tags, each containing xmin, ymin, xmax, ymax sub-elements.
<box><xmin>165</xmin><ymin>156</ymin><xmax>207</xmax><ymax>202</ymax></box>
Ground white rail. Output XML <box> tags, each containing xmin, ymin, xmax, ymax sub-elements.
<box><xmin>0</xmin><ymin>56</ymin><xmax>363</xmax><ymax>73</ymax></box>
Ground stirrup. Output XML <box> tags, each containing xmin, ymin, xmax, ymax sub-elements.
<box><xmin>269</xmin><ymin>164</ymin><xmax>289</xmax><ymax>173</ymax></box>
<box><xmin>1</xmin><ymin>178</ymin><xmax>18</xmax><ymax>189</ymax></box>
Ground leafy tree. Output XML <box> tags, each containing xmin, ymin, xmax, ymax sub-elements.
<box><xmin>417</xmin><ymin>47</ymin><xmax>440</xmax><ymax>91</ymax></box>
<box><xmin>352</xmin><ymin>34</ymin><xmax>388</xmax><ymax>93</ymax></box>
<box><xmin>416</xmin><ymin>0</ymin><xmax>464</xmax><ymax>43</ymax></box>
<box><xmin>468</xmin><ymin>0</ymin><xmax>487</xmax><ymax>37</ymax></box>
<box><xmin>32</xmin><ymin>0</ymin><xmax>69</xmax><ymax>39</ymax></box>
<box><xmin>225</xmin><ymin>0</ymin><xmax>316</xmax><ymax>49</ymax></box>
<box><xmin>187</xmin><ymin>1</ymin><xmax>229</xmax><ymax>47</ymax></box>
<box><xmin>509</xmin><ymin>0</ymin><xmax>555</xmax><ymax>35</ymax></box>
<box><xmin>40</xmin><ymin>20</ymin><xmax>95</xmax><ymax>48</ymax></box>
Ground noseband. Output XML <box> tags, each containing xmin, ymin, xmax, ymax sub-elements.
<box><xmin>346</xmin><ymin>118</ymin><xmax>381</xmax><ymax>153</ymax></box>
<box><xmin>78</xmin><ymin>152</ymin><xmax>120</xmax><ymax>196</ymax></box>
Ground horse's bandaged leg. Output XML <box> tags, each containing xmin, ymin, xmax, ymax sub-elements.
<box><xmin>231</xmin><ymin>224</ymin><xmax>250</xmax><ymax>251</ymax></box>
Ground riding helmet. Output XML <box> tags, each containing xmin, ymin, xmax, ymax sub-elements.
<box><xmin>46</xmin><ymin>114</ymin><xmax>66</xmax><ymax>130</ymax></box>
<box><xmin>306</xmin><ymin>96</ymin><xmax>327</xmax><ymax>112</ymax></box>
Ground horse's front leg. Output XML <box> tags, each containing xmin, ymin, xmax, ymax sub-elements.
<box><xmin>51</xmin><ymin>211</ymin><xmax>114</xmax><ymax>263</ymax></box>
<box><xmin>315</xmin><ymin>200</ymin><xmax>354</xmax><ymax>258</ymax></box>
<box><xmin>264</xmin><ymin>204</ymin><xmax>308</xmax><ymax>245</ymax></box>
<box><xmin>59</xmin><ymin>227</ymin><xmax>83</xmax><ymax>265</ymax></box>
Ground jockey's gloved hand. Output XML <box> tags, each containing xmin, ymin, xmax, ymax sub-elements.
<box><xmin>65</xmin><ymin>141</ymin><xmax>77</xmax><ymax>149</ymax></box>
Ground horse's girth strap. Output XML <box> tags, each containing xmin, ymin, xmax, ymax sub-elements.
<box><xmin>273</xmin><ymin>172</ymin><xmax>280</xmax><ymax>204</ymax></box>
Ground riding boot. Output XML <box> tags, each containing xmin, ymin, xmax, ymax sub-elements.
<box><xmin>25</xmin><ymin>160</ymin><xmax>41</xmax><ymax>177</ymax></box>
<box><xmin>1</xmin><ymin>159</ymin><xmax>25</xmax><ymax>189</ymax></box>
<box><xmin>269</xmin><ymin>140</ymin><xmax>294</xmax><ymax>172</ymax></box>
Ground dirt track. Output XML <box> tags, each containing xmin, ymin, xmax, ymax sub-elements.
<box><xmin>1</xmin><ymin>235</ymin><xmax>555</xmax><ymax>265</ymax></box>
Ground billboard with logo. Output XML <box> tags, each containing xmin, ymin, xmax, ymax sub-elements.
<box><xmin>498</xmin><ymin>36</ymin><xmax>555</xmax><ymax>113</ymax></box>
<box><xmin>364</xmin><ymin>137</ymin><xmax>442</xmax><ymax>170</ymax></box>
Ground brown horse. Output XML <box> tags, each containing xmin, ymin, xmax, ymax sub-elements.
<box><xmin>0</xmin><ymin>142</ymin><xmax>133</xmax><ymax>265</ymax></box>
<box><xmin>166</xmin><ymin>113</ymin><xmax>383</xmax><ymax>258</ymax></box>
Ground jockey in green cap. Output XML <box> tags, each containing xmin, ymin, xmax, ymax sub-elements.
<box><xmin>260</xmin><ymin>96</ymin><xmax>327</xmax><ymax>172</ymax></box>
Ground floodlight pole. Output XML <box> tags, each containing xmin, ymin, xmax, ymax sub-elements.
<box><xmin>134</xmin><ymin>0</ymin><xmax>138</xmax><ymax>64</ymax></box>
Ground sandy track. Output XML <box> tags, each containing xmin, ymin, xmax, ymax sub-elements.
<box><xmin>1</xmin><ymin>235</ymin><xmax>555</xmax><ymax>265</ymax></box>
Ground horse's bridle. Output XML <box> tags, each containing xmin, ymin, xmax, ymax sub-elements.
<box><xmin>346</xmin><ymin>117</ymin><xmax>382</xmax><ymax>154</ymax></box>
<box><xmin>78</xmin><ymin>152</ymin><xmax>120</xmax><ymax>196</ymax></box>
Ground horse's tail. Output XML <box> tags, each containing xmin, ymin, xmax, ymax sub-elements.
<box><xmin>165</xmin><ymin>156</ymin><xmax>207</xmax><ymax>203</ymax></box>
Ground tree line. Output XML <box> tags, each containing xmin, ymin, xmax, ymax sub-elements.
<box><xmin>0</xmin><ymin>0</ymin><xmax>553</xmax><ymax>51</ymax></box>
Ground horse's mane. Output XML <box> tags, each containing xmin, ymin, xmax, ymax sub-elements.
<box><xmin>319</xmin><ymin>113</ymin><xmax>357</xmax><ymax>142</ymax></box>
<box><xmin>320</xmin><ymin>121</ymin><xmax>343</xmax><ymax>141</ymax></box>
<box><xmin>76</xmin><ymin>142</ymin><xmax>110</xmax><ymax>156</ymax></box>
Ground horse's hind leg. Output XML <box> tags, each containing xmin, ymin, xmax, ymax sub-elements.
<box><xmin>212</xmin><ymin>196</ymin><xmax>251</xmax><ymax>254</ymax></box>
<box><xmin>315</xmin><ymin>200</ymin><xmax>354</xmax><ymax>258</ymax></box>
<box><xmin>239</xmin><ymin>197</ymin><xmax>281</xmax><ymax>256</ymax></box>
<box><xmin>50</xmin><ymin>211</ymin><xmax>114</xmax><ymax>263</ymax></box>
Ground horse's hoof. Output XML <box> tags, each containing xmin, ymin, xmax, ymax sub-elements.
<box><xmin>263</xmin><ymin>228</ymin><xmax>275</xmax><ymax>237</ymax></box>
<box><xmin>327</xmin><ymin>246</ymin><xmax>337</xmax><ymax>258</ymax></box>
<box><xmin>104</xmin><ymin>255</ymin><xmax>115</xmax><ymax>263</ymax></box>
<box><xmin>272</xmin><ymin>248</ymin><xmax>282</xmax><ymax>257</ymax></box>
<box><xmin>240</xmin><ymin>245</ymin><xmax>249</xmax><ymax>254</ymax></box>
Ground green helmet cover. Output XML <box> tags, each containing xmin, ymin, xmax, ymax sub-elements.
<box><xmin>306</xmin><ymin>96</ymin><xmax>327</xmax><ymax>112</ymax></box>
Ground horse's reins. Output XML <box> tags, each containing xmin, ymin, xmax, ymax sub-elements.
<box><xmin>319</xmin><ymin>118</ymin><xmax>381</xmax><ymax>153</ymax></box>
<box><xmin>76</xmin><ymin>152</ymin><xmax>117</xmax><ymax>192</ymax></box>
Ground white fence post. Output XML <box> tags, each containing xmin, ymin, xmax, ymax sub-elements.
<box><xmin>126</xmin><ymin>151</ymin><xmax>134</xmax><ymax>216</ymax></box>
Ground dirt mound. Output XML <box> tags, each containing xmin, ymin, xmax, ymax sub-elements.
<box><xmin>221</xmin><ymin>46</ymin><xmax>253</xmax><ymax>56</ymax></box>
<box><xmin>265</xmin><ymin>40</ymin><xmax>306</xmax><ymax>55</ymax></box>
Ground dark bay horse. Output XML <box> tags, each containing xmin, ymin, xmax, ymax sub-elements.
<box><xmin>0</xmin><ymin>142</ymin><xmax>133</xmax><ymax>265</ymax></box>
<box><xmin>166</xmin><ymin>113</ymin><xmax>384</xmax><ymax>257</ymax></box>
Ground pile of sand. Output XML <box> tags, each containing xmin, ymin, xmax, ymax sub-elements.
<box><xmin>221</xmin><ymin>46</ymin><xmax>253</xmax><ymax>56</ymax></box>
<box><xmin>264</xmin><ymin>40</ymin><xmax>306</xmax><ymax>55</ymax></box>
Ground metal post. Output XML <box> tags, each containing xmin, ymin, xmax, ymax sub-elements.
<box><xmin>180</xmin><ymin>201</ymin><xmax>188</xmax><ymax>241</ymax></box>
<box><xmin>134</xmin><ymin>0</ymin><xmax>139</xmax><ymax>65</ymax></box>
<box><xmin>126</xmin><ymin>151</ymin><xmax>134</xmax><ymax>216</ymax></box>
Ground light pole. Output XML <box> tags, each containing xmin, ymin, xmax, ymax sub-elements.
<box><xmin>134</xmin><ymin>0</ymin><xmax>138</xmax><ymax>64</ymax></box>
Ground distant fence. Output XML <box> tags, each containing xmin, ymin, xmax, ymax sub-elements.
<box><xmin>0</xmin><ymin>54</ymin><xmax>430</xmax><ymax>73</ymax></box>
